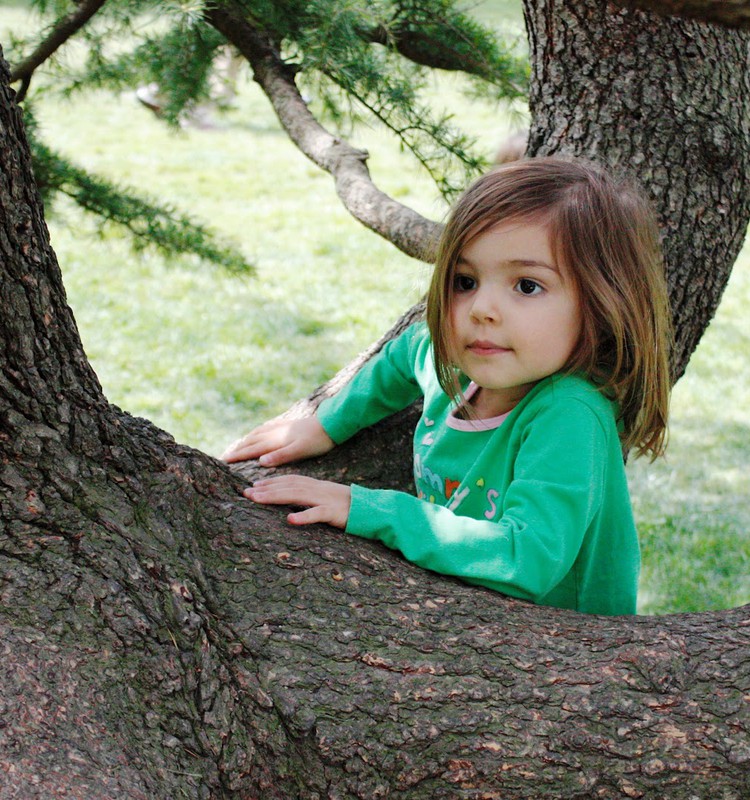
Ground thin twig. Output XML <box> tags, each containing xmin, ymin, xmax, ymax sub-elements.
<box><xmin>10</xmin><ymin>0</ymin><xmax>109</xmax><ymax>99</ymax></box>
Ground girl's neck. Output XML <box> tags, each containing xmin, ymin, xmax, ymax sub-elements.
<box><xmin>467</xmin><ymin>382</ymin><xmax>537</xmax><ymax>419</ymax></box>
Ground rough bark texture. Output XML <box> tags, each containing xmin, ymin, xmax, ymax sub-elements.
<box><xmin>2</xmin><ymin>6</ymin><xmax>750</xmax><ymax>800</ymax></box>
<box><xmin>524</xmin><ymin>0</ymin><xmax>750</xmax><ymax>378</ymax></box>
<box><xmin>616</xmin><ymin>0</ymin><xmax>750</xmax><ymax>29</ymax></box>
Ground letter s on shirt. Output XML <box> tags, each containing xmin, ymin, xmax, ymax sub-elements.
<box><xmin>484</xmin><ymin>489</ymin><xmax>500</xmax><ymax>520</ymax></box>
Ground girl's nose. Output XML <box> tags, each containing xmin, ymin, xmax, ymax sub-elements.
<box><xmin>470</xmin><ymin>290</ymin><xmax>500</xmax><ymax>322</ymax></box>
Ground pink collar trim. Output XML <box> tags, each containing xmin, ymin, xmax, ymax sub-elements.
<box><xmin>446</xmin><ymin>383</ymin><xmax>511</xmax><ymax>431</ymax></box>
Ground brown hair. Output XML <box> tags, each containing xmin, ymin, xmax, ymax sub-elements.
<box><xmin>426</xmin><ymin>157</ymin><xmax>671</xmax><ymax>460</ymax></box>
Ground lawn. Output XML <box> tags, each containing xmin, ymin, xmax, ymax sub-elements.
<box><xmin>1</xmin><ymin>2</ymin><xmax>748</xmax><ymax>615</ymax></box>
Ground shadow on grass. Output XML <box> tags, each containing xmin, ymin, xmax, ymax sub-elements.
<box><xmin>632</xmin><ymin>417</ymin><xmax>750</xmax><ymax>615</ymax></box>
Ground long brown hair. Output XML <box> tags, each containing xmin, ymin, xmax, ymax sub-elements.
<box><xmin>426</xmin><ymin>157</ymin><xmax>672</xmax><ymax>460</ymax></box>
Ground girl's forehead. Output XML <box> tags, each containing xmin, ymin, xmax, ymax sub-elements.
<box><xmin>462</xmin><ymin>211</ymin><xmax>552</xmax><ymax>244</ymax></box>
<box><xmin>459</xmin><ymin>218</ymin><xmax>554</xmax><ymax>257</ymax></box>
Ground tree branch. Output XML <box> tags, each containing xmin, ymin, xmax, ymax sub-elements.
<box><xmin>613</xmin><ymin>0</ymin><xmax>750</xmax><ymax>29</ymax></box>
<box><xmin>9</xmin><ymin>0</ymin><xmax>109</xmax><ymax>98</ymax></box>
<box><xmin>204</xmin><ymin>3</ymin><xmax>441</xmax><ymax>263</ymax></box>
<box><xmin>363</xmin><ymin>24</ymin><xmax>525</xmax><ymax>96</ymax></box>
<box><xmin>366</xmin><ymin>24</ymin><xmax>486</xmax><ymax>71</ymax></box>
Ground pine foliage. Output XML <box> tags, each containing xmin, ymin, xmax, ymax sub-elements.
<box><xmin>25</xmin><ymin>110</ymin><xmax>253</xmax><ymax>273</ymax></box>
<box><xmin>9</xmin><ymin>0</ymin><xmax>529</xmax><ymax>260</ymax></box>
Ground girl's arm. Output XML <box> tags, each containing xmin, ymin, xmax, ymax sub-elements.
<box><xmin>314</xmin><ymin>322</ymin><xmax>427</xmax><ymax>444</ymax></box>
<box><xmin>343</xmin><ymin>398</ymin><xmax>612</xmax><ymax>603</ymax></box>
<box><xmin>248</xmin><ymin>397</ymin><xmax>615</xmax><ymax>606</ymax></box>
<box><xmin>344</xmin><ymin>484</ymin><xmax>587</xmax><ymax>604</ymax></box>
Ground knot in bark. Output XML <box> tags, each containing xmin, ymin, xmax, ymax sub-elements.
<box><xmin>168</xmin><ymin>580</ymin><xmax>203</xmax><ymax>640</ymax></box>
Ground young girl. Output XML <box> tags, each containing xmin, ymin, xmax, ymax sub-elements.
<box><xmin>222</xmin><ymin>157</ymin><xmax>672</xmax><ymax>616</ymax></box>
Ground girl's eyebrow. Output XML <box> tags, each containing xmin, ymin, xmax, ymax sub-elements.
<box><xmin>508</xmin><ymin>258</ymin><xmax>560</xmax><ymax>273</ymax></box>
<box><xmin>457</xmin><ymin>255</ymin><xmax>560</xmax><ymax>273</ymax></box>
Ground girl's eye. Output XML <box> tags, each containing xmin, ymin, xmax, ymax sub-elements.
<box><xmin>453</xmin><ymin>274</ymin><xmax>477</xmax><ymax>293</ymax></box>
<box><xmin>516</xmin><ymin>278</ymin><xmax>543</xmax><ymax>296</ymax></box>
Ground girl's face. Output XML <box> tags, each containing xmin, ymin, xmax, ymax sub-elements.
<box><xmin>449</xmin><ymin>219</ymin><xmax>582</xmax><ymax>417</ymax></box>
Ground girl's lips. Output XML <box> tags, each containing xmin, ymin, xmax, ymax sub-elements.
<box><xmin>468</xmin><ymin>340</ymin><xmax>510</xmax><ymax>354</ymax></box>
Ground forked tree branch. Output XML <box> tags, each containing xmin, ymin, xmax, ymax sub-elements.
<box><xmin>204</xmin><ymin>3</ymin><xmax>441</xmax><ymax>263</ymax></box>
<box><xmin>9</xmin><ymin>0</ymin><xmax>109</xmax><ymax>98</ymax></box>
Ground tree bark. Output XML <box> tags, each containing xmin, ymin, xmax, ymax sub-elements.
<box><xmin>2</xmin><ymin>6</ymin><xmax>750</xmax><ymax>799</ymax></box>
<box><xmin>524</xmin><ymin>0</ymin><xmax>750</xmax><ymax>378</ymax></box>
<box><xmin>615</xmin><ymin>0</ymin><xmax>750</xmax><ymax>30</ymax></box>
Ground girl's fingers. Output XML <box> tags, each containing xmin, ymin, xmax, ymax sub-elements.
<box><xmin>221</xmin><ymin>419</ymin><xmax>289</xmax><ymax>461</ymax></box>
<box><xmin>287</xmin><ymin>507</ymin><xmax>329</xmax><ymax>526</ymax></box>
<box><xmin>221</xmin><ymin>436</ymin><xmax>265</xmax><ymax>463</ymax></box>
<box><xmin>244</xmin><ymin>476</ymin><xmax>350</xmax><ymax>529</ymax></box>
<box><xmin>287</xmin><ymin>504</ymin><xmax>348</xmax><ymax>528</ymax></box>
<box><xmin>257</xmin><ymin>442</ymin><xmax>306</xmax><ymax>467</ymax></box>
<box><xmin>221</xmin><ymin>417</ymin><xmax>334</xmax><ymax>465</ymax></box>
<box><xmin>222</xmin><ymin>428</ymin><xmax>284</xmax><ymax>462</ymax></box>
<box><xmin>243</xmin><ymin>476</ymin><xmax>317</xmax><ymax>505</ymax></box>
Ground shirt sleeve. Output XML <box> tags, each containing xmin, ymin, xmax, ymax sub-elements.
<box><xmin>345</xmin><ymin>397</ymin><xmax>609</xmax><ymax>603</ymax></box>
<box><xmin>317</xmin><ymin>323</ymin><xmax>427</xmax><ymax>444</ymax></box>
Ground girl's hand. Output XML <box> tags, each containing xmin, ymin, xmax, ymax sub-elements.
<box><xmin>244</xmin><ymin>475</ymin><xmax>351</xmax><ymax>528</ymax></box>
<box><xmin>221</xmin><ymin>415</ymin><xmax>335</xmax><ymax>466</ymax></box>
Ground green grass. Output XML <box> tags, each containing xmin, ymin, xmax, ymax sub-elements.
<box><xmin>627</xmin><ymin>254</ymin><xmax>750</xmax><ymax>614</ymax></box>
<box><xmin>2</xmin><ymin>1</ymin><xmax>748</xmax><ymax>615</ymax></box>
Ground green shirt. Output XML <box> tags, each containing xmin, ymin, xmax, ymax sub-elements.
<box><xmin>318</xmin><ymin>323</ymin><xmax>639</xmax><ymax>615</ymax></box>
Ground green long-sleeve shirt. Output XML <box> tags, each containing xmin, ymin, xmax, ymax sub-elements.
<box><xmin>317</xmin><ymin>323</ymin><xmax>639</xmax><ymax>615</ymax></box>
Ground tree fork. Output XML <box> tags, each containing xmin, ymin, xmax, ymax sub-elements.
<box><xmin>9</xmin><ymin>0</ymin><xmax>109</xmax><ymax>101</ymax></box>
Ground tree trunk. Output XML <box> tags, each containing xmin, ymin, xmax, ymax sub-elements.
<box><xmin>1</xmin><ymin>7</ymin><xmax>750</xmax><ymax>800</ymax></box>
<box><xmin>524</xmin><ymin>0</ymin><xmax>750</xmax><ymax>379</ymax></box>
